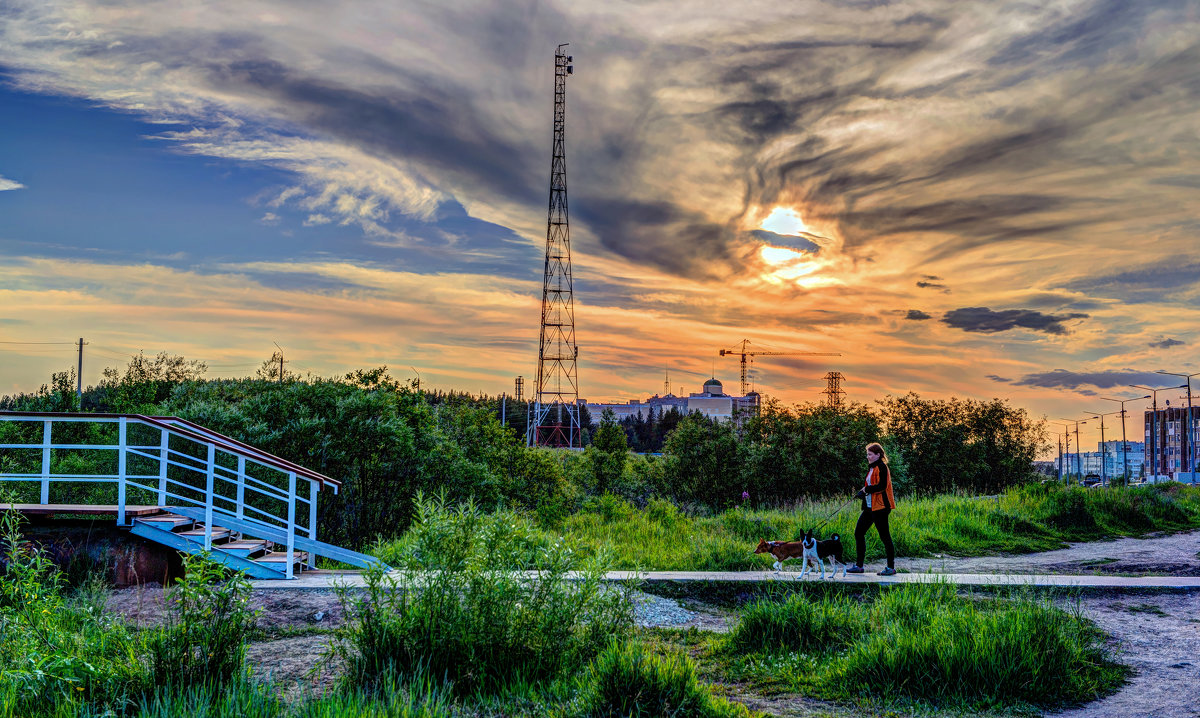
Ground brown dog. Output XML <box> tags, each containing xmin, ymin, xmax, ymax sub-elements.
<box><xmin>753</xmin><ymin>538</ymin><xmax>807</xmax><ymax>571</ymax></box>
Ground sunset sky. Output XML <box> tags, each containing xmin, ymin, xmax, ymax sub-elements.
<box><xmin>1</xmin><ymin>1</ymin><xmax>1198</xmax><ymax>448</ymax></box>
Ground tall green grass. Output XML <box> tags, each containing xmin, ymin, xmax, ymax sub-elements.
<box><xmin>723</xmin><ymin>583</ymin><xmax>1126</xmax><ymax>712</ymax></box>
<box><xmin>374</xmin><ymin>484</ymin><xmax>1200</xmax><ymax>571</ymax></box>
<box><xmin>338</xmin><ymin>493</ymin><xmax>636</xmax><ymax>695</ymax></box>
<box><xmin>585</xmin><ymin>641</ymin><xmax>751</xmax><ymax>718</ymax></box>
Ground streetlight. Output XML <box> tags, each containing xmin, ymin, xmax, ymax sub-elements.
<box><xmin>1084</xmin><ymin>412</ymin><xmax>1121</xmax><ymax>485</ymax></box>
<box><xmin>1048</xmin><ymin>421</ymin><xmax>1071</xmax><ymax>482</ymax></box>
<box><xmin>1101</xmin><ymin>395</ymin><xmax>1150</xmax><ymax>482</ymax></box>
<box><xmin>1156</xmin><ymin>371</ymin><xmax>1200</xmax><ymax>479</ymax></box>
<box><xmin>1058</xmin><ymin>418</ymin><xmax>1090</xmax><ymax>484</ymax></box>
<box><xmin>1131</xmin><ymin>384</ymin><xmax>1184</xmax><ymax>482</ymax></box>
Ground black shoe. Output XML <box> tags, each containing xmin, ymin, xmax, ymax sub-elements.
<box><xmin>846</xmin><ymin>565</ymin><xmax>865</xmax><ymax>574</ymax></box>
<box><xmin>878</xmin><ymin>567</ymin><xmax>896</xmax><ymax>576</ymax></box>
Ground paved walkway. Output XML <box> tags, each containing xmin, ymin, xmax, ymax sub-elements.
<box><xmin>251</xmin><ymin>569</ymin><xmax>1200</xmax><ymax>590</ymax></box>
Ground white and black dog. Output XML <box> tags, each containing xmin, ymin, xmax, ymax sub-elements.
<box><xmin>797</xmin><ymin>528</ymin><xmax>849</xmax><ymax>580</ymax></box>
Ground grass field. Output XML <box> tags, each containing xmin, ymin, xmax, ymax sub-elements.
<box><xmin>646</xmin><ymin>582</ymin><xmax>1127</xmax><ymax>715</ymax></box>
<box><xmin>373</xmin><ymin>483</ymin><xmax>1200</xmax><ymax>572</ymax></box>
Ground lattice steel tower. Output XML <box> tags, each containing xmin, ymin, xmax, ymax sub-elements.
<box><xmin>823</xmin><ymin>371</ymin><xmax>846</xmax><ymax>410</ymax></box>
<box><xmin>530</xmin><ymin>44</ymin><xmax>579</xmax><ymax>448</ymax></box>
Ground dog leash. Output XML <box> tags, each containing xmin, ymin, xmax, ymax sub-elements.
<box><xmin>812</xmin><ymin>496</ymin><xmax>857</xmax><ymax>532</ymax></box>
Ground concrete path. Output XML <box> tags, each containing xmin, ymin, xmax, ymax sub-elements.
<box><xmin>251</xmin><ymin>569</ymin><xmax>1200</xmax><ymax>591</ymax></box>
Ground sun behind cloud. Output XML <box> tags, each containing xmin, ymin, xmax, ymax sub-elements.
<box><xmin>759</xmin><ymin>207</ymin><xmax>810</xmax><ymax>236</ymax></box>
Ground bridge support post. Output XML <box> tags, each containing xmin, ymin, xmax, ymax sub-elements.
<box><xmin>157</xmin><ymin>428</ymin><xmax>168</xmax><ymax>507</ymax></box>
<box><xmin>236</xmin><ymin>456</ymin><xmax>246</xmax><ymax>521</ymax></box>
<box><xmin>204</xmin><ymin>444</ymin><xmax>215</xmax><ymax>551</ymax></box>
<box><xmin>117</xmin><ymin>418</ymin><xmax>127</xmax><ymax>526</ymax></box>
<box><xmin>286</xmin><ymin>471</ymin><xmax>296</xmax><ymax>579</ymax></box>
<box><xmin>308</xmin><ymin>479</ymin><xmax>318</xmax><ymax>570</ymax></box>
<box><xmin>40</xmin><ymin>420</ymin><xmax>51</xmax><ymax>504</ymax></box>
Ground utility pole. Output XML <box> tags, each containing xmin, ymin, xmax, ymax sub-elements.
<box><xmin>76</xmin><ymin>337</ymin><xmax>88</xmax><ymax>407</ymax></box>
<box><xmin>1059</xmin><ymin>418</ymin><xmax>1089</xmax><ymax>484</ymax></box>
<box><xmin>1050</xmin><ymin>422</ymin><xmax>1070</xmax><ymax>482</ymax></box>
<box><xmin>1102</xmin><ymin>394</ymin><xmax>1150</xmax><ymax>481</ymax></box>
<box><xmin>1086</xmin><ymin>412</ymin><xmax>1117</xmax><ymax>484</ymax></box>
<box><xmin>272</xmin><ymin>342</ymin><xmax>287</xmax><ymax>385</ymax></box>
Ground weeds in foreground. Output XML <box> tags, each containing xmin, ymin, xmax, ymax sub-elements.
<box><xmin>336</xmin><ymin>493</ymin><xmax>636</xmax><ymax>695</ymax></box>
<box><xmin>722</xmin><ymin>583</ymin><xmax>1127</xmax><ymax>712</ymax></box>
<box><xmin>0</xmin><ymin>499</ymin><xmax>150</xmax><ymax>718</ymax></box>
<box><xmin>145</xmin><ymin>552</ymin><xmax>260</xmax><ymax>689</ymax></box>
<box><xmin>585</xmin><ymin>640</ymin><xmax>751</xmax><ymax>718</ymax></box>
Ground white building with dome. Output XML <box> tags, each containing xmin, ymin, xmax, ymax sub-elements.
<box><xmin>582</xmin><ymin>378</ymin><xmax>760</xmax><ymax>424</ymax></box>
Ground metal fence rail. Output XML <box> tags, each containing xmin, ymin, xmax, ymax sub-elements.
<box><xmin>0</xmin><ymin>411</ymin><xmax>340</xmax><ymax>578</ymax></box>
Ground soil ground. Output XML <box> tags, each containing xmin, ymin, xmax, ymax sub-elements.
<box><xmin>102</xmin><ymin>528</ymin><xmax>1200</xmax><ymax>717</ymax></box>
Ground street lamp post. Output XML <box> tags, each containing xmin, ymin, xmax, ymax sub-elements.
<box><xmin>1156</xmin><ymin>371</ymin><xmax>1200</xmax><ymax>479</ymax></box>
<box><xmin>1084</xmin><ymin>412</ymin><xmax>1120</xmax><ymax>485</ymax></box>
<box><xmin>1058</xmin><ymin>418</ymin><xmax>1090</xmax><ymax>484</ymax></box>
<box><xmin>1101</xmin><ymin>395</ymin><xmax>1150</xmax><ymax>482</ymax></box>
<box><xmin>1132</xmin><ymin>384</ymin><xmax>1188</xmax><ymax>481</ymax></box>
<box><xmin>1049</xmin><ymin>421</ymin><xmax>1071</xmax><ymax>482</ymax></box>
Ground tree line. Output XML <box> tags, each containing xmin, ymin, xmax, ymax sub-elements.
<box><xmin>1</xmin><ymin>356</ymin><xmax>1048</xmax><ymax>549</ymax></box>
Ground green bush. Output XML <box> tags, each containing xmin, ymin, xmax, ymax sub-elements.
<box><xmin>335</xmin><ymin>494</ymin><xmax>635</xmax><ymax>694</ymax></box>
<box><xmin>0</xmin><ymin>503</ymin><xmax>150</xmax><ymax>717</ymax></box>
<box><xmin>145</xmin><ymin>552</ymin><xmax>259</xmax><ymax>689</ymax></box>
<box><xmin>584</xmin><ymin>641</ymin><xmax>750</xmax><ymax>718</ymax></box>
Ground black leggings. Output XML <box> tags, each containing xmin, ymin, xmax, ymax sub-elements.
<box><xmin>855</xmin><ymin>508</ymin><xmax>895</xmax><ymax>569</ymax></box>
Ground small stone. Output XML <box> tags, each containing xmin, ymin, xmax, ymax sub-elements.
<box><xmin>313</xmin><ymin>610</ymin><xmax>325</xmax><ymax>622</ymax></box>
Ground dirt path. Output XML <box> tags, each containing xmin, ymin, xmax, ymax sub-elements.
<box><xmin>1051</xmin><ymin>592</ymin><xmax>1200</xmax><ymax>718</ymax></box>
<box><xmin>894</xmin><ymin>529</ymin><xmax>1200</xmax><ymax>577</ymax></box>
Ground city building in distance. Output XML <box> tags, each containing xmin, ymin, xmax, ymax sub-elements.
<box><xmin>582</xmin><ymin>377</ymin><xmax>759</xmax><ymax>423</ymax></box>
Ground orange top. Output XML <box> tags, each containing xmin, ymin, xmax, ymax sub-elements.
<box><xmin>864</xmin><ymin>463</ymin><xmax>895</xmax><ymax>511</ymax></box>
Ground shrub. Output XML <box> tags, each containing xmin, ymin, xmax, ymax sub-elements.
<box><xmin>0</xmin><ymin>502</ymin><xmax>149</xmax><ymax>716</ymax></box>
<box><xmin>145</xmin><ymin>552</ymin><xmax>259</xmax><ymax>689</ymax></box>
<box><xmin>584</xmin><ymin>641</ymin><xmax>750</xmax><ymax>718</ymax></box>
<box><xmin>335</xmin><ymin>494</ymin><xmax>635</xmax><ymax>694</ymax></box>
<box><xmin>726</xmin><ymin>590</ymin><xmax>866</xmax><ymax>654</ymax></box>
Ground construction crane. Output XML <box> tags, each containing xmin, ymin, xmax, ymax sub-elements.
<box><xmin>719</xmin><ymin>339</ymin><xmax>840</xmax><ymax>396</ymax></box>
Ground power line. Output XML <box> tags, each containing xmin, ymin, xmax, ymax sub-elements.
<box><xmin>0</xmin><ymin>341</ymin><xmax>76</xmax><ymax>345</ymax></box>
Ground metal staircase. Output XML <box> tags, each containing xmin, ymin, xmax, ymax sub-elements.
<box><xmin>0</xmin><ymin>412</ymin><xmax>387</xmax><ymax>579</ymax></box>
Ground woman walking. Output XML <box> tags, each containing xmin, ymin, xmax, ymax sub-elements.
<box><xmin>846</xmin><ymin>442</ymin><xmax>897</xmax><ymax>576</ymax></box>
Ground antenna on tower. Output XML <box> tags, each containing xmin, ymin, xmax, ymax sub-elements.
<box><xmin>664</xmin><ymin>367</ymin><xmax>670</xmax><ymax>396</ymax></box>
<box><xmin>529</xmin><ymin>44</ymin><xmax>580</xmax><ymax>448</ymax></box>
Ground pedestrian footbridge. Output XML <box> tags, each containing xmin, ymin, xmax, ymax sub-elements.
<box><xmin>0</xmin><ymin>412</ymin><xmax>386</xmax><ymax>579</ymax></box>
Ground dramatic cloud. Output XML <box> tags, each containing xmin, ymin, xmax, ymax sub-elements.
<box><xmin>941</xmin><ymin>307</ymin><xmax>1089</xmax><ymax>335</ymax></box>
<box><xmin>0</xmin><ymin>175</ymin><xmax>24</xmax><ymax>191</ymax></box>
<box><xmin>0</xmin><ymin>0</ymin><xmax>1199</xmax><ymax>429</ymax></box>
<box><xmin>1012</xmin><ymin>369</ymin><xmax>1173</xmax><ymax>390</ymax></box>
<box><xmin>1149</xmin><ymin>337</ymin><xmax>1185</xmax><ymax>349</ymax></box>
<box><xmin>987</xmin><ymin>375</ymin><xmax>1013</xmax><ymax>383</ymax></box>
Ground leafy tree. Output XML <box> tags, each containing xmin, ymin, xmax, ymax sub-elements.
<box><xmin>877</xmin><ymin>393</ymin><xmax>1047</xmax><ymax>494</ymax></box>
<box><xmin>741</xmin><ymin>400</ymin><xmax>886</xmax><ymax>503</ymax></box>
<box><xmin>96</xmin><ymin>351</ymin><xmax>206</xmax><ymax>412</ymax></box>
<box><xmin>586</xmin><ymin>410</ymin><xmax>628</xmax><ymax>495</ymax></box>
<box><xmin>660</xmin><ymin>413</ymin><xmax>746</xmax><ymax>508</ymax></box>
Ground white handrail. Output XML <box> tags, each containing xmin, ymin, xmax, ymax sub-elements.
<box><xmin>0</xmin><ymin>412</ymin><xmax>326</xmax><ymax>577</ymax></box>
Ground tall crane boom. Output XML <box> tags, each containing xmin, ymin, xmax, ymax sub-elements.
<box><xmin>719</xmin><ymin>339</ymin><xmax>840</xmax><ymax>396</ymax></box>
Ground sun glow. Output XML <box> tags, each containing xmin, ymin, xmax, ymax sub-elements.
<box><xmin>759</xmin><ymin>207</ymin><xmax>810</xmax><ymax>236</ymax></box>
<box><xmin>758</xmin><ymin>244</ymin><xmax>842</xmax><ymax>288</ymax></box>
